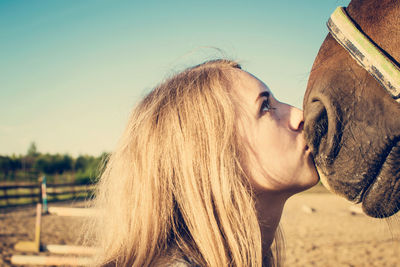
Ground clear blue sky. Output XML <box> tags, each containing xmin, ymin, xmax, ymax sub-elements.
<box><xmin>0</xmin><ymin>0</ymin><xmax>350</xmax><ymax>156</ymax></box>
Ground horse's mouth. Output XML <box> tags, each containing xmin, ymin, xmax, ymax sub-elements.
<box><xmin>305</xmin><ymin>96</ymin><xmax>400</xmax><ymax>218</ymax></box>
<box><xmin>316</xmin><ymin>138</ymin><xmax>400</xmax><ymax>218</ymax></box>
<box><xmin>360</xmin><ymin>140</ymin><xmax>400</xmax><ymax>218</ymax></box>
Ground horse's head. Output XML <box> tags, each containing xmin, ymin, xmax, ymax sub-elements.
<box><xmin>303</xmin><ymin>0</ymin><xmax>400</xmax><ymax>218</ymax></box>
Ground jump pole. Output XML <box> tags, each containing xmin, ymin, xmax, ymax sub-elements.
<box><xmin>10</xmin><ymin>255</ymin><xmax>93</xmax><ymax>266</ymax></box>
<box><xmin>48</xmin><ymin>207</ymin><xmax>97</xmax><ymax>217</ymax></box>
<box><xmin>41</xmin><ymin>176</ymin><xmax>48</xmax><ymax>213</ymax></box>
<box><xmin>43</xmin><ymin>244</ymin><xmax>97</xmax><ymax>255</ymax></box>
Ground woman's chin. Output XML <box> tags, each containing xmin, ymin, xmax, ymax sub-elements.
<box><xmin>302</xmin><ymin>156</ymin><xmax>320</xmax><ymax>190</ymax></box>
<box><xmin>289</xmin><ymin>172</ymin><xmax>320</xmax><ymax>195</ymax></box>
<box><xmin>303</xmin><ymin>176</ymin><xmax>320</xmax><ymax>191</ymax></box>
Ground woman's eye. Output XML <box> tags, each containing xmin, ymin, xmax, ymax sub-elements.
<box><xmin>260</xmin><ymin>99</ymin><xmax>272</xmax><ymax>115</ymax></box>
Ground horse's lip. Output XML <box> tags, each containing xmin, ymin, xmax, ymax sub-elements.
<box><xmin>361</xmin><ymin>140</ymin><xmax>400</xmax><ymax>218</ymax></box>
<box><xmin>314</xmin><ymin>136</ymin><xmax>399</xmax><ymax>205</ymax></box>
<box><xmin>357</xmin><ymin>139</ymin><xmax>398</xmax><ymax>204</ymax></box>
<box><xmin>356</xmin><ymin>177</ymin><xmax>376</xmax><ymax>204</ymax></box>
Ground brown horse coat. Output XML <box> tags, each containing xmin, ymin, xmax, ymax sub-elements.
<box><xmin>303</xmin><ymin>0</ymin><xmax>400</xmax><ymax>218</ymax></box>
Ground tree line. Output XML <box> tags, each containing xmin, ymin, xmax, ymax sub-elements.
<box><xmin>0</xmin><ymin>142</ymin><xmax>108</xmax><ymax>184</ymax></box>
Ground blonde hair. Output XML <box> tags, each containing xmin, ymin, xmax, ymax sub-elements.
<box><xmin>85</xmin><ymin>59</ymin><xmax>282</xmax><ymax>266</ymax></box>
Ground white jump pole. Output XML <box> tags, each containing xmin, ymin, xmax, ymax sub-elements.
<box><xmin>43</xmin><ymin>244</ymin><xmax>97</xmax><ymax>255</ymax></box>
<box><xmin>48</xmin><ymin>207</ymin><xmax>97</xmax><ymax>217</ymax></box>
<box><xmin>11</xmin><ymin>255</ymin><xmax>93</xmax><ymax>266</ymax></box>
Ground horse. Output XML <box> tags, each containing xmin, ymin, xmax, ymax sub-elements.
<box><xmin>303</xmin><ymin>0</ymin><xmax>400</xmax><ymax>218</ymax></box>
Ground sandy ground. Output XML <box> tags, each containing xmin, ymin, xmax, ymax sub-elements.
<box><xmin>281</xmin><ymin>191</ymin><xmax>400</xmax><ymax>267</ymax></box>
<box><xmin>0</xmin><ymin>201</ymin><xmax>88</xmax><ymax>266</ymax></box>
<box><xmin>1</xmin><ymin>190</ymin><xmax>400</xmax><ymax>266</ymax></box>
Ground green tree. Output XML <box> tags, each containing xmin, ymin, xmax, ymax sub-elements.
<box><xmin>0</xmin><ymin>156</ymin><xmax>11</xmax><ymax>178</ymax></box>
<box><xmin>74</xmin><ymin>153</ymin><xmax>109</xmax><ymax>184</ymax></box>
<box><xmin>74</xmin><ymin>155</ymin><xmax>88</xmax><ymax>172</ymax></box>
<box><xmin>27</xmin><ymin>142</ymin><xmax>39</xmax><ymax>157</ymax></box>
<box><xmin>34</xmin><ymin>154</ymin><xmax>53</xmax><ymax>174</ymax></box>
<box><xmin>0</xmin><ymin>155</ymin><xmax>22</xmax><ymax>180</ymax></box>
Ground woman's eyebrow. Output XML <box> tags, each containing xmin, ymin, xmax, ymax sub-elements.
<box><xmin>255</xmin><ymin>91</ymin><xmax>270</xmax><ymax>103</ymax></box>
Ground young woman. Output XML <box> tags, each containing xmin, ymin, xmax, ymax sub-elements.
<box><xmin>85</xmin><ymin>59</ymin><xmax>319</xmax><ymax>266</ymax></box>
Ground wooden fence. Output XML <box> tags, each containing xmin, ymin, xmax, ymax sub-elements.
<box><xmin>0</xmin><ymin>182</ymin><xmax>94</xmax><ymax>207</ymax></box>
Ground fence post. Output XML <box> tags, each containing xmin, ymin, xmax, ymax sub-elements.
<box><xmin>38</xmin><ymin>177</ymin><xmax>42</xmax><ymax>205</ymax></box>
<box><xmin>41</xmin><ymin>176</ymin><xmax>48</xmax><ymax>214</ymax></box>
<box><xmin>3</xmin><ymin>186</ymin><xmax>9</xmax><ymax>206</ymax></box>
<box><xmin>30</xmin><ymin>181</ymin><xmax>36</xmax><ymax>204</ymax></box>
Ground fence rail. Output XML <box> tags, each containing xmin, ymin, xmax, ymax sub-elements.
<box><xmin>0</xmin><ymin>182</ymin><xmax>94</xmax><ymax>207</ymax></box>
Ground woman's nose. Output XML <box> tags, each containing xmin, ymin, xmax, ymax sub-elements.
<box><xmin>287</xmin><ymin>105</ymin><xmax>304</xmax><ymax>132</ymax></box>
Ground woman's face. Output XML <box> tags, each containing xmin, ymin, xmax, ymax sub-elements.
<box><xmin>232</xmin><ymin>69</ymin><xmax>319</xmax><ymax>195</ymax></box>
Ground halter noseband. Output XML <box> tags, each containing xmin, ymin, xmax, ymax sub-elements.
<box><xmin>328</xmin><ymin>7</ymin><xmax>400</xmax><ymax>102</ymax></box>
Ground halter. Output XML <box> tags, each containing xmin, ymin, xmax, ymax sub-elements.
<box><xmin>327</xmin><ymin>6</ymin><xmax>400</xmax><ymax>102</ymax></box>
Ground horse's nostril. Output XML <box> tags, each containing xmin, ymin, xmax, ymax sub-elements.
<box><xmin>304</xmin><ymin>100</ymin><xmax>329</xmax><ymax>156</ymax></box>
<box><xmin>315</xmin><ymin>107</ymin><xmax>328</xmax><ymax>149</ymax></box>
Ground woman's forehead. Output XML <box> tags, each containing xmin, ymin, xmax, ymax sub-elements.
<box><xmin>231</xmin><ymin>69</ymin><xmax>271</xmax><ymax>97</ymax></box>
